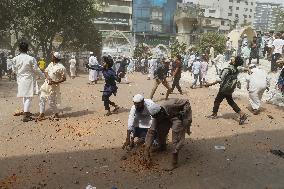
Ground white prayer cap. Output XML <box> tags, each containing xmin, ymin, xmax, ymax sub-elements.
<box><xmin>8</xmin><ymin>55</ymin><xmax>13</xmax><ymax>58</ymax></box>
<box><xmin>148</xmin><ymin>103</ymin><xmax>161</xmax><ymax>116</ymax></box>
<box><xmin>90</xmin><ymin>52</ymin><xmax>94</xmax><ymax>55</ymax></box>
<box><xmin>196</xmin><ymin>56</ymin><xmax>201</xmax><ymax>60</ymax></box>
<box><xmin>133</xmin><ymin>94</ymin><xmax>144</xmax><ymax>103</ymax></box>
<box><xmin>53</xmin><ymin>52</ymin><xmax>62</xmax><ymax>59</ymax></box>
<box><xmin>71</xmin><ymin>55</ymin><xmax>75</xmax><ymax>59</ymax></box>
<box><xmin>243</xmin><ymin>34</ymin><xmax>247</xmax><ymax>37</ymax></box>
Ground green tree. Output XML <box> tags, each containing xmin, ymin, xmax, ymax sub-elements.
<box><xmin>196</xmin><ymin>32</ymin><xmax>227</xmax><ymax>54</ymax></box>
<box><xmin>134</xmin><ymin>43</ymin><xmax>152</xmax><ymax>59</ymax></box>
<box><xmin>0</xmin><ymin>0</ymin><xmax>102</xmax><ymax>60</ymax></box>
<box><xmin>169</xmin><ymin>40</ymin><xmax>186</xmax><ymax>58</ymax></box>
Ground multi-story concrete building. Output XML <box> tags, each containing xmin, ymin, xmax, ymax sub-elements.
<box><xmin>95</xmin><ymin>0</ymin><xmax>132</xmax><ymax>32</ymax></box>
<box><xmin>175</xmin><ymin>2</ymin><xmax>231</xmax><ymax>46</ymax></box>
<box><xmin>94</xmin><ymin>0</ymin><xmax>133</xmax><ymax>55</ymax></box>
<box><xmin>199</xmin><ymin>0</ymin><xmax>256</xmax><ymax>26</ymax></box>
<box><xmin>133</xmin><ymin>0</ymin><xmax>182</xmax><ymax>46</ymax></box>
<box><xmin>253</xmin><ymin>2</ymin><xmax>282</xmax><ymax>32</ymax></box>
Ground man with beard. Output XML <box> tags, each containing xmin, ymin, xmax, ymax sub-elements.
<box><xmin>123</xmin><ymin>94</ymin><xmax>157</xmax><ymax>150</ymax></box>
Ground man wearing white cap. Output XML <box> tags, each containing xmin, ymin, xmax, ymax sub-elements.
<box><xmin>69</xmin><ymin>55</ymin><xmax>76</xmax><ymax>79</ymax></box>
<box><xmin>88</xmin><ymin>52</ymin><xmax>99</xmax><ymax>84</ymax></box>
<box><xmin>123</xmin><ymin>94</ymin><xmax>157</xmax><ymax>149</ymax></box>
<box><xmin>13</xmin><ymin>42</ymin><xmax>44</xmax><ymax>122</ymax></box>
<box><xmin>246</xmin><ymin>64</ymin><xmax>269</xmax><ymax>115</ymax></box>
<box><xmin>144</xmin><ymin>98</ymin><xmax>192</xmax><ymax>171</ymax></box>
<box><xmin>37</xmin><ymin>52</ymin><xmax>66</xmax><ymax>121</ymax></box>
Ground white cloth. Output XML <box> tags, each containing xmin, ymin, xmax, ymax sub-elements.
<box><xmin>148</xmin><ymin>59</ymin><xmax>157</xmax><ymax>78</ymax></box>
<box><xmin>213</xmin><ymin>54</ymin><xmax>226</xmax><ymax>73</ymax></box>
<box><xmin>246</xmin><ymin>67</ymin><xmax>269</xmax><ymax>92</ymax></box>
<box><xmin>192</xmin><ymin>61</ymin><xmax>201</xmax><ymax>75</ymax></box>
<box><xmin>128</xmin><ymin>99</ymin><xmax>156</xmax><ymax>131</ymax></box>
<box><xmin>209</xmin><ymin>47</ymin><xmax>215</xmax><ymax>61</ymax></box>
<box><xmin>272</xmin><ymin>39</ymin><xmax>284</xmax><ymax>54</ymax></box>
<box><xmin>249</xmin><ymin>89</ymin><xmax>266</xmax><ymax>110</ymax></box>
<box><xmin>69</xmin><ymin>58</ymin><xmax>76</xmax><ymax>77</ymax></box>
<box><xmin>13</xmin><ymin>53</ymin><xmax>44</xmax><ymax>97</ymax></box>
<box><xmin>188</xmin><ymin>54</ymin><xmax>196</xmax><ymax>67</ymax></box>
<box><xmin>88</xmin><ymin>56</ymin><xmax>98</xmax><ymax>81</ymax></box>
<box><xmin>6</xmin><ymin>58</ymin><xmax>13</xmax><ymax>70</ymax></box>
<box><xmin>39</xmin><ymin>92</ymin><xmax>58</xmax><ymax>114</ymax></box>
<box><xmin>23</xmin><ymin>97</ymin><xmax>32</xmax><ymax>112</ymax></box>
<box><xmin>40</xmin><ymin>62</ymin><xmax>66</xmax><ymax>107</ymax></box>
<box><xmin>246</xmin><ymin>67</ymin><xmax>269</xmax><ymax>110</ymax></box>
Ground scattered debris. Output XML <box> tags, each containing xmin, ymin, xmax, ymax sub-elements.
<box><xmin>267</xmin><ymin>115</ymin><xmax>274</xmax><ymax>119</ymax></box>
<box><xmin>214</xmin><ymin>145</ymin><xmax>226</xmax><ymax>150</ymax></box>
<box><xmin>86</xmin><ymin>184</ymin><xmax>96</xmax><ymax>189</ymax></box>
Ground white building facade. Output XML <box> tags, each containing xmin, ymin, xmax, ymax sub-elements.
<box><xmin>199</xmin><ymin>0</ymin><xmax>256</xmax><ymax>26</ymax></box>
<box><xmin>253</xmin><ymin>2</ymin><xmax>282</xmax><ymax>32</ymax></box>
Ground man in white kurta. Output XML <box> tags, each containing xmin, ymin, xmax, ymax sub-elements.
<box><xmin>38</xmin><ymin>52</ymin><xmax>66</xmax><ymax>120</ymax></box>
<box><xmin>69</xmin><ymin>55</ymin><xmax>76</xmax><ymax>79</ymax></box>
<box><xmin>246</xmin><ymin>64</ymin><xmax>269</xmax><ymax>115</ymax></box>
<box><xmin>13</xmin><ymin>42</ymin><xmax>44</xmax><ymax>122</ymax></box>
<box><xmin>212</xmin><ymin>53</ymin><xmax>226</xmax><ymax>75</ymax></box>
<box><xmin>147</xmin><ymin>58</ymin><xmax>157</xmax><ymax>80</ymax></box>
<box><xmin>88</xmin><ymin>52</ymin><xmax>99</xmax><ymax>84</ymax></box>
<box><xmin>123</xmin><ymin>94</ymin><xmax>156</xmax><ymax>149</ymax></box>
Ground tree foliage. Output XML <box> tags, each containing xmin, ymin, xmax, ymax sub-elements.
<box><xmin>196</xmin><ymin>32</ymin><xmax>226</xmax><ymax>54</ymax></box>
<box><xmin>0</xmin><ymin>0</ymin><xmax>102</xmax><ymax>59</ymax></box>
<box><xmin>169</xmin><ymin>40</ymin><xmax>186</xmax><ymax>58</ymax></box>
<box><xmin>134</xmin><ymin>43</ymin><xmax>152</xmax><ymax>59</ymax></box>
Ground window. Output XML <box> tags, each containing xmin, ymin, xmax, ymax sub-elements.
<box><xmin>205</xmin><ymin>19</ymin><xmax>211</xmax><ymax>25</ymax></box>
<box><xmin>251</xmin><ymin>2</ymin><xmax>253</xmax><ymax>5</ymax></box>
<box><xmin>237</xmin><ymin>0</ymin><xmax>240</xmax><ymax>3</ymax></box>
<box><xmin>209</xmin><ymin>9</ymin><xmax>216</xmax><ymax>13</ymax></box>
<box><xmin>229</xmin><ymin>6</ymin><xmax>233</xmax><ymax>9</ymax></box>
<box><xmin>236</xmin><ymin>7</ymin><xmax>239</xmax><ymax>10</ymax></box>
<box><xmin>249</xmin><ymin>15</ymin><xmax>251</xmax><ymax>18</ymax></box>
<box><xmin>245</xmin><ymin>1</ymin><xmax>248</xmax><ymax>5</ymax></box>
<box><xmin>228</xmin><ymin>13</ymin><xmax>232</xmax><ymax>16</ymax></box>
<box><xmin>245</xmin><ymin>8</ymin><xmax>248</xmax><ymax>11</ymax></box>
<box><xmin>244</xmin><ymin>15</ymin><xmax>247</xmax><ymax>18</ymax></box>
<box><xmin>221</xmin><ymin>21</ymin><xmax>225</xmax><ymax>25</ymax></box>
<box><xmin>229</xmin><ymin>0</ymin><xmax>233</xmax><ymax>2</ymax></box>
<box><xmin>235</xmin><ymin>14</ymin><xmax>239</xmax><ymax>18</ymax></box>
<box><xmin>250</xmin><ymin>9</ymin><xmax>252</xmax><ymax>12</ymax></box>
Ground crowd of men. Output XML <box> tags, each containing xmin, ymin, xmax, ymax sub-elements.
<box><xmin>1</xmin><ymin>31</ymin><xmax>284</xmax><ymax>171</ymax></box>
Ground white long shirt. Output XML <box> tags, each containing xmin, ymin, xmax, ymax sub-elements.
<box><xmin>246</xmin><ymin>67</ymin><xmax>269</xmax><ymax>92</ymax></box>
<box><xmin>6</xmin><ymin>58</ymin><xmax>13</xmax><ymax>70</ymax></box>
<box><xmin>272</xmin><ymin>39</ymin><xmax>284</xmax><ymax>54</ymax></box>
<box><xmin>127</xmin><ymin>99</ymin><xmax>156</xmax><ymax>131</ymax></box>
<box><xmin>188</xmin><ymin>54</ymin><xmax>196</xmax><ymax>67</ymax></box>
<box><xmin>192</xmin><ymin>61</ymin><xmax>201</xmax><ymax>75</ymax></box>
<box><xmin>89</xmin><ymin>56</ymin><xmax>98</xmax><ymax>66</ymax></box>
<box><xmin>69</xmin><ymin>58</ymin><xmax>76</xmax><ymax>68</ymax></box>
<box><xmin>13</xmin><ymin>53</ymin><xmax>43</xmax><ymax>97</ymax></box>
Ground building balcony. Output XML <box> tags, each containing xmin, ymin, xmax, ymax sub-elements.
<box><xmin>102</xmin><ymin>5</ymin><xmax>132</xmax><ymax>14</ymax></box>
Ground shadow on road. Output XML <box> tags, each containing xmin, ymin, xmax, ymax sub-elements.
<box><xmin>1</xmin><ymin>129</ymin><xmax>283</xmax><ymax>189</ymax></box>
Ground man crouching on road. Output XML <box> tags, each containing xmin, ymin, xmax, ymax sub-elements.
<box><xmin>123</xmin><ymin>94</ymin><xmax>157</xmax><ymax>150</ymax></box>
<box><xmin>144</xmin><ymin>98</ymin><xmax>192</xmax><ymax>171</ymax></box>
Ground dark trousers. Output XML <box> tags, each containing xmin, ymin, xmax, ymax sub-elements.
<box><xmin>271</xmin><ymin>53</ymin><xmax>281</xmax><ymax>72</ymax></box>
<box><xmin>249</xmin><ymin>56</ymin><xmax>259</xmax><ymax>65</ymax></box>
<box><xmin>213</xmin><ymin>92</ymin><xmax>241</xmax><ymax>114</ymax></box>
<box><xmin>171</xmin><ymin>76</ymin><xmax>182</xmax><ymax>93</ymax></box>
<box><xmin>102</xmin><ymin>95</ymin><xmax>115</xmax><ymax>110</ymax></box>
